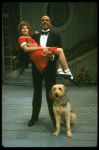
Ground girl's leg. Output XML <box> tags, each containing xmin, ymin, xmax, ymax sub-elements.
<box><xmin>57</xmin><ymin>59</ymin><xmax>62</xmax><ymax>69</ymax></box>
<box><xmin>56</xmin><ymin>48</ymin><xmax>68</xmax><ymax>70</ymax></box>
<box><xmin>55</xmin><ymin>48</ymin><xmax>73</xmax><ymax>79</ymax></box>
<box><xmin>55</xmin><ymin>48</ymin><xmax>69</xmax><ymax>70</ymax></box>
<box><xmin>57</xmin><ymin>59</ymin><xmax>65</xmax><ymax>79</ymax></box>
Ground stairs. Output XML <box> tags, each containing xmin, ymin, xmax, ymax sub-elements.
<box><xmin>3</xmin><ymin>68</ymin><xmax>74</xmax><ymax>86</ymax></box>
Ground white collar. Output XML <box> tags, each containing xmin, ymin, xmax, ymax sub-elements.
<box><xmin>42</xmin><ymin>29</ymin><xmax>50</xmax><ymax>32</ymax></box>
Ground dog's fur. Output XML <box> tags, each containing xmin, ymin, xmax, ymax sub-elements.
<box><xmin>51</xmin><ymin>84</ymin><xmax>76</xmax><ymax>137</ymax></box>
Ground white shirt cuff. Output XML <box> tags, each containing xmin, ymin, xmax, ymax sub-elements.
<box><xmin>49</xmin><ymin>55</ymin><xmax>55</xmax><ymax>60</ymax></box>
<box><xmin>20</xmin><ymin>42</ymin><xmax>27</xmax><ymax>48</ymax></box>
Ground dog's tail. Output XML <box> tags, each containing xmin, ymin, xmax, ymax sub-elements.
<box><xmin>70</xmin><ymin>110</ymin><xmax>76</xmax><ymax>124</ymax></box>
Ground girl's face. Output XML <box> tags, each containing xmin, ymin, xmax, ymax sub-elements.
<box><xmin>21</xmin><ymin>26</ymin><xmax>29</xmax><ymax>36</ymax></box>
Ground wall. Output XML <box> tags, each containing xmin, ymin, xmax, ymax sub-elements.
<box><xmin>66</xmin><ymin>2</ymin><xmax>97</xmax><ymax>49</ymax></box>
<box><xmin>21</xmin><ymin>2</ymin><xmax>97</xmax><ymax>50</ymax></box>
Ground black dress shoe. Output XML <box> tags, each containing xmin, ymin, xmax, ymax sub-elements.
<box><xmin>28</xmin><ymin>119</ymin><xmax>36</xmax><ymax>127</ymax></box>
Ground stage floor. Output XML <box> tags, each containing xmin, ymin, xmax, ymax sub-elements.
<box><xmin>2</xmin><ymin>84</ymin><xmax>98</xmax><ymax>147</ymax></box>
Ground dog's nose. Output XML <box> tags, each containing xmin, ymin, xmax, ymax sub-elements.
<box><xmin>55</xmin><ymin>93</ymin><xmax>58</xmax><ymax>98</ymax></box>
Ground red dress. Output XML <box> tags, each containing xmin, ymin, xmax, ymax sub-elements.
<box><xmin>18</xmin><ymin>36</ymin><xmax>57</xmax><ymax>72</ymax></box>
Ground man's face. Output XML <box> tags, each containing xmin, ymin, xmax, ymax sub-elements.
<box><xmin>40</xmin><ymin>16</ymin><xmax>51</xmax><ymax>31</ymax></box>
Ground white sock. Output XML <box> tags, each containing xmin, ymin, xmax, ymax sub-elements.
<box><xmin>64</xmin><ymin>69</ymin><xmax>69</xmax><ymax>73</ymax></box>
<box><xmin>58</xmin><ymin>68</ymin><xmax>63</xmax><ymax>72</ymax></box>
<box><xmin>57</xmin><ymin>68</ymin><xmax>65</xmax><ymax>74</ymax></box>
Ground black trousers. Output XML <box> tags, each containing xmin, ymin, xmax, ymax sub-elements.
<box><xmin>31</xmin><ymin>61</ymin><xmax>57</xmax><ymax>122</ymax></box>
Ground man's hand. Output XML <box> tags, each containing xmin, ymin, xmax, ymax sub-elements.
<box><xmin>35</xmin><ymin>31</ymin><xmax>40</xmax><ymax>34</ymax></box>
<box><xmin>41</xmin><ymin>48</ymin><xmax>53</xmax><ymax>59</ymax></box>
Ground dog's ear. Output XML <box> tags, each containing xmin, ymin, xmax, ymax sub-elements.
<box><xmin>49</xmin><ymin>88</ymin><xmax>52</xmax><ymax>96</ymax></box>
<box><xmin>49</xmin><ymin>88</ymin><xmax>54</xmax><ymax>100</ymax></box>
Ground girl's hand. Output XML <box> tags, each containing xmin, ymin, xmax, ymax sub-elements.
<box><xmin>32</xmin><ymin>43</ymin><xmax>37</xmax><ymax>47</ymax></box>
<box><xmin>27</xmin><ymin>42</ymin><xmax>37</xmax><ymax>47</ymax></box>
<box><xmin>27</xmin><ymin>42</ymin><xmax>32</xmax><ymax>47</ymax></box>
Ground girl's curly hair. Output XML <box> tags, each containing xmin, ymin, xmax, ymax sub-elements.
<box><xmin>18</xmin><ymin>21</ymin><xmax>31</xmax><ymax>36</ymax></box>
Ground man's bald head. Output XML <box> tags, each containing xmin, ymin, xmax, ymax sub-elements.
<box><xmin>40</xmin><ymin>15</ymin><xmax>51</xmax><ymax>31</ymax></box>
<box><xmin>41</xmin><ymin>16</ymin><xmax>51</xmax><ymax>22</ymax></box>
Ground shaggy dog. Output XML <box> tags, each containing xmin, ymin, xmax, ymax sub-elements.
<box><xmin>50</xmin><ymin>84</ymin><xmax>76</xmax><ymax>137</ymax></box>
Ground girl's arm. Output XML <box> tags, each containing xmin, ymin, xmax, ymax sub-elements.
<box><xmin>23</xmin><ymin>45</ymin><xmax>49</xmax><ymax>53</ymax></box>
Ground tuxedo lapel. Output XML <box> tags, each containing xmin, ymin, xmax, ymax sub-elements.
<box><xmin>35</xmin><ymin>33</ymin><xmax>41</xmax><ymax>45</ymax></box>
<box><xmin>46</xmin><ymin>31</ymin><xmax>54</xmax><ymax>47</ymax></box>
<box><xmin>35</xmin><ymin>31</ymin><xmax>55</xmax><ymax>46</ymax></box>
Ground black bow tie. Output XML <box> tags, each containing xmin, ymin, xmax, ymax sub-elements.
<box><xmin>41</xmin><ymin>31</ymin><xmax>49</xmax><ymax>35</ymax></box>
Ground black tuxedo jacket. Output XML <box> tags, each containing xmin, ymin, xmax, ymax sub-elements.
<box><xmin>31</xmin><ymin>31</ymin><xmax>62</xmax><ymax>76</ymax></box>
<box><xmin>32</xmin><ymin>31</ymin><xmax>62</xmax><ymax>48</ymax></box>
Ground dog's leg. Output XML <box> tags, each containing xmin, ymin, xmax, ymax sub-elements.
<box><xmin>66</xmin><ymin>112</ymin><xmax>72</xmax><ymax>137</ymax></box>
<box><xmin>53</xmin><ymin>114</ymin><xmax>61</xmax><ymax>136</ymax></box>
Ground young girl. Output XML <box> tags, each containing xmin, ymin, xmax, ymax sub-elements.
<box><xmin>18</xmin><ymin>21</ymin><xmax>73</xmax><ymax>79</ymax></box>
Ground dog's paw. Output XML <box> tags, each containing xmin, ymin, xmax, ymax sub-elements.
<box><xmin>53</xmin><ymin>131</ymin><xmax>59</xmax><ymax>136</ymax></box>
<box><xmin>67</xmin><ymin>131</ymin><xmax>72</xmax><ymax>138</ymax></box>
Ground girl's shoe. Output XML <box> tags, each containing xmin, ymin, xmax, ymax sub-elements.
<box><xmin>64</xmin><ymin>70</ymin><xmax>73</xmax><ymax>79</ymax></box>
<box><xmin>57</xmin><ymin>70</ymin><xmax>72</xmax><ymax>79</ymax></box>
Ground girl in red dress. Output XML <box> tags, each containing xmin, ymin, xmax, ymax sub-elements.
<box><xmin>18</xmin><ymin>21</ymin><xmax>73</xmax><ymax>79</ymax></box>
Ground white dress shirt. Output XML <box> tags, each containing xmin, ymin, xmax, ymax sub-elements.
<box><xmin>40</xmin><ymin>29</ymin><xmax>55</xmax><ymax>60</ymax></box>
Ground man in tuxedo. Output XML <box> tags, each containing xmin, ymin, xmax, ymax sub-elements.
<box><xmin>28</xmin><ymin>16</ymin><xmax>62</xmax><ymax>127</ymax></box>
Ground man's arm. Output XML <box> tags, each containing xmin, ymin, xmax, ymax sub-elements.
<box><xmin>42</xmin><ymin>35</ymin><xmax>62</xmax><ymax>59</ymax></box>
<box><xmin>32</xmin><ymin>32</ymin><xmax>53</xmax><ymax>59</ymax></box>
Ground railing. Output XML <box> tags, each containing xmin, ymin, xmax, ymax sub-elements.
<box><xmin>64</xmin><ymin>33</ymin><xmax>97</xmax><ymax>61</ymax></box>
<box><xmin>12</xmin><ymin>54</ymin><xmax>24</xmax><ymax>71</ymax></box>
<box><xmin>68</xmin><ymin>47</ymin><xmax>98</xmax><ymax>82</ymax></box>
<box><xmin>12</xmin><ymin>46</ymin><xmax>24</xmax><ymax>71</ymax></box>
<box><xmin>12</xmin><ymin>47</ymin><xmax>32</xmax><ymax>74</ymax></box>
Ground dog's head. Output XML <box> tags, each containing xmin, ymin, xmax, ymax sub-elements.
<box><xmin>51</xmin><ymin>84</ymin><xmax>67</xmax><ymax>100</ymax></box>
